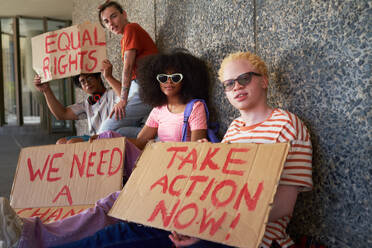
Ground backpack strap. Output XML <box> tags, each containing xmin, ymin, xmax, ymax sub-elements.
<box><xmin>181</xmin><ymin>99</ymin><xmax>209</xmax><ymax>142</ymax></box>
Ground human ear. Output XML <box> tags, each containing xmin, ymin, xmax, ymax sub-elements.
<box><xmin>261</xmin><ymin>76</ymin><xmax>269</xmax><ymax>89</ymax></box>
<box><xmin>122</xmin><ymin>11</ymin><xmax>128</xmax><ymax>20</ymax></box>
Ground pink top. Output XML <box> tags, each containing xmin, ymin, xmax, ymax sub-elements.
<box><xmin>145</xmin><ymin>101</ymin><xmax>207</xmax><ymax>142</ymax></box>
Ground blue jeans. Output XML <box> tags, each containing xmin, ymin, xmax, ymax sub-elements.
<box><xmin>99</xmin><ymin>81</ymin><xmax>152</xmax><ymax>138</ymax></box>
<box><xmin>53</xmin><ymin>221</ymin><xmax>233</xmax><ymax>248</ymax></box>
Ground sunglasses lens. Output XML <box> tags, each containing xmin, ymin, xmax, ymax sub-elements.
<box><xmin>171</xmin><ymin>74</ymin><xmax>182</xmax><ymax>83</ymax></box>
<box><xmin>236</xmin><ymin>73</ymin><xmax>252</xmax><ymax>86</ymax></box>
<box><xmin>157</xmin><ymin>75</ymin><xmax>168</xmax><ymax>83</ymax></box>
<box><xmin>223</xmin><ymin>72</ymin><xmax>261</xmax><ymax>91</ymax></box>
<box><xmin>223</xmin><ymin>80</ymin><xmax>234</xmax><ymax>91</ymax></box>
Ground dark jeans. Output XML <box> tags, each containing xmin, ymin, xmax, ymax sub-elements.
<box><xmin>53</xmin><ymin>221</ymin><xmax>232</xmax><ymax>248</ymax></box>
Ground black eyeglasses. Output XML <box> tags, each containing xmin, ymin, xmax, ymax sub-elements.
<box><xmin>156</xmin><ymin>73</ymin><xmax>183</xmax><ymax>84</ymax></box>
<box><xmin>79</xmin><ymin>76</ymin><xmax>95</xmax><ymax>85</ymax></box>
<box><xmin>222</xmin><ymin>71</ymin><xmax>262</xmax><ymax>92</ymax></box>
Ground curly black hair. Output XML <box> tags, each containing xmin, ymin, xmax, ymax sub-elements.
<box><xmin>72</xmin><ymin>72</ymin><xmax>102</xmax><ymax>88</ymax></box>
<box><xmin>136</xmin><ymin>49</ymin><xmax>210</xmax><ymax>107</ymax></box>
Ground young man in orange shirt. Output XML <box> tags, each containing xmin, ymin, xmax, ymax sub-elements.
<box><xmin>97</xmin><ymin>0</ymin><xmax>158</xmax><ymax>137</ymax></box>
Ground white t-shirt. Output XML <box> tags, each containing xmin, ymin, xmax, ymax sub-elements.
<box><xmin>69</xmin><ymin>89</ymin><xmax>119</xmax><ymax>135</ymax></box>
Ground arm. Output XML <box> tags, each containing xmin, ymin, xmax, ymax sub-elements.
<box><xmin>101</xmin><ymin>59</ymin><xmax>121</xmax><ymax>97</ymax></box>
<box><xmin>190</xmin><ymin>129</ymin><xmax>207</xmax><ymax>141</ymax></box>
<box><xmin>169</xmin><ymin>231</ymin><xmax>200</xmax><ymax>247</ymax></box>
<box><xmin>268</xmin><ymin>185</ymin><xmax>299</xmax><ymax>222</ymax></box>
<box><xmin>268</xmin><ymin>120</ymin><xmax>312</xmax><ymax>221</ymax></box>
<box><xmin>109</xmin><ymin>49</ymin><xmax>137</xmax><ymax>119</ymax></box>
<box><xmin>121</xmin><ymin>49</ymin><xmax>136</xmax><ymax>100</ymax></box>
<box><xmin>33</xmin><ymin>75</ymin><xmax>77</xmax><ymax>120</ymax></box>
<box><xmin>188</xmin><ymin>101</ymin><xmax>208</xmax><ymax>142</ymax></box>
<box><xmin>127</xmin><ymin>125</ymin><xmax>158</xmax><ymax>150</ymax></box>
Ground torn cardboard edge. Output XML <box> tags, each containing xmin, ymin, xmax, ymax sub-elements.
<box><xmin>109</xmin><ymin>142</ymin><xmax>290</xmax><ymax>248</ymax></box>
<box><xmin>15</xmin><ymin>204</ymin><xmax>94</xmax><ymax>224</ymax></box>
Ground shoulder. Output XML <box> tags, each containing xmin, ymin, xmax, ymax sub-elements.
<box><xmin>69</xmin><ymin>99</ymin><xmax>86</xmax><ymax>108</ymax></box>
<box><xmin>188</xmin><ymin>100</ymin><xmax>207</xmax><ymax>117</ymax></box>
<box><xmin>68</xmin><ymin>99</ymin><xmax>88</xmax><ymax>115</ymax></box>
<box><xmin>225</xmin><ymin>117</ymin><xmax>245</xmax><ymax>133</ymax></box>
<box><xmin>104</xmin><ymin>88</ymin><xmax>113</xmax><ymax>96</ymax></box>
<box><xmin>103</xmin><ymin>88</ymin><xmax>117</xmax><ymax>99</ymax></box>
<box><xmin>124</xmin><ymin>23</ymin><xmax>142</xmax><ymax>33</ymax></box>
<box><xmin>221</xmin><ymin>117</ymin><xmax>245</xmax><ymax>143</ymax></box>
<box><xmin>271</xmin><ymin>108</ymin><xmax>311</xmax><ymax>142</ymax></box>
<box><xmin>191</xmin><ymin>100</ymin><xmax>205</xmax><ymax>111</ymax></box>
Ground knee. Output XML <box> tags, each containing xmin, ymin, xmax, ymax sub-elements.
<box><xmin>66</xmin><ymin>138</ymin><xmax>84</xmax><ymax>144</ymax></box>
<box><xmin>98</xmin><ymin>131</ymin><xmax>122</xmax><ymax>139</ymax></box>
<box><xmin>56</xmin><ymin>137</ymin><xmax>68</xmax><ymax>144</ymax></box>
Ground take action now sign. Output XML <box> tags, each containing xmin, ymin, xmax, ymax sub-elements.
<box><xmin>109</xmin><ymin>142</ymin><xmax>289</xmax><ymax>248</ymax></box>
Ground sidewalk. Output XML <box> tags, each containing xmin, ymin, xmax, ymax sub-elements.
<box><xmin>0</xmin><ymin>125</ymin><xmax>72</xmax><ymax>198</ymax></box>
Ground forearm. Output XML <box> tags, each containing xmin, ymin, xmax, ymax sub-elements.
<box><xmin>268</xmin><ymin>185</ymin><xmax>298</xmax><ymax>222</ymax></box>
<box><xmin>120</xmin><ymin>49</ymin><xmax>136</xmax><ymax>101</ymax></box>
<box><xmin>43</xmin><ymin>90</ymin><xmax>69</xmax><ymax>120</ymax></box>
<box><xmin>104</xmin><ymin>75</ymin><xmax>122</xmax><ymax>97</ymax></box>
<box><xmin>190</xmin><ymin>129</ymin><xmax>207</xmax><ymax>141</ymax></box>
<box><xmin>128</xmin><ymin>125</ymin><xmax>157</xmax><ymax>150</ymax></box>
<box><xmin>120</xmin><ymin>65</ymin><xmax>133</xmax><ymax>101</ymax></box>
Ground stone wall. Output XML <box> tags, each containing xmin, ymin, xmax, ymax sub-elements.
<box><xmin>73</xmin><ymin>0</ymin><xmax>371</xmax><ymax>247</ymax></box>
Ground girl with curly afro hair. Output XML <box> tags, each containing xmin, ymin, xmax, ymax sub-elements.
<box><xmin>127</xmin><ymin>49</ymin><xmax>211</xmax><ymax>149</ymax></box>
<box><xmin>1</xmin><ymin>50</ymin><xmax>214</xmax><ymax>248</ymax></box>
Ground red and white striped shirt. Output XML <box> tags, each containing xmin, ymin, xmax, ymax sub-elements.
<box><xmin>222</xmin><ymin>108</ymin><xmax>313</xmax><ymax>248</ymax></box>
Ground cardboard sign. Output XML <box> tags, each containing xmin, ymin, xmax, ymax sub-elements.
<box><xmin>109</xmin><ymin>142</ymin><xmax>289</xmax><ymax>248</ymax></box>
<box><xmin>32</xmin><ymin>22</ymin><xmax>106</xmax><ymax>82</ymax></box>
<box><xmin>10</xmin><ymin>137</ymin><xmax>125</xmax><ymax>222</ymax></box>
<box><xmin>15</xmin><ymin>205</ymin><xmax>92</xmax><ymax>224</ymax></box>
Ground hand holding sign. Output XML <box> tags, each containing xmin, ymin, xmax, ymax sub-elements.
<box><xmin>33</xmin><ymin>75</ymin><xmax>50</xmax><ymax>93</ymax></box>
<box><xmin>101</xmin><ymin>59</ymin><xmax>113</xmax><ymax>81</ymax></box>
<box><xmin>169</xmin><ymin>231</ymin><xmax>200</xmax><ymax>247</ymax></box>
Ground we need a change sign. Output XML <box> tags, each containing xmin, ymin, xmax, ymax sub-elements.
<box><xmin>109</xmin><ymin>142</ymin><xmax>289</xmax><ymax>248</ymax></box>
<box><xmin>10</xmin><ymin>138</ymin><xmax>125</xmax><ymax>223</ymax></box>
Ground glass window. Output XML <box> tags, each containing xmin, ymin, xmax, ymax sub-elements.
<box><xmin>1</xmin><ymin>18</ymin><xmax>16</xmax><ymax>125</ymax></box>
<box><xmin>47</xmin><ymin>20</ymin><xmax>69</xmax><ymax>32</ymax></box>
<box><xmin>1</xmin><ymin>17</ymin><xmax>72</xmax><ymax>131</ymax></box>
<box><xmin>19</xmin><ymin>18</ymin><xmax>44</xmax><ymax>125</ymax></box>
<box><xmin>46</xmin><ymin>19</ymin><xmax>73</xmax><ymax>131</ymax></box>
